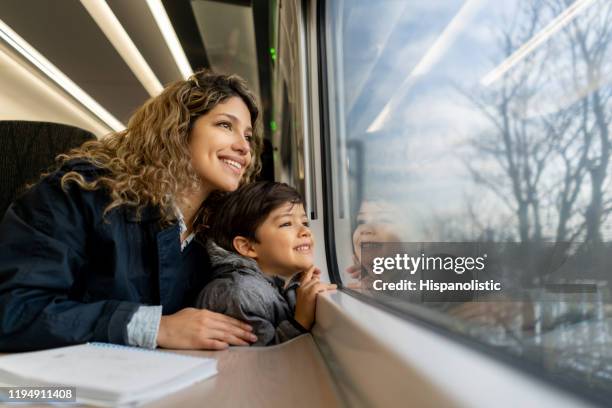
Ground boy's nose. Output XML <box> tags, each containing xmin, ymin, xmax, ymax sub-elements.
<box><xmin>299</xmin><ymin>226</ymin><xmax>311</xmax><ymax>237</ymax></box>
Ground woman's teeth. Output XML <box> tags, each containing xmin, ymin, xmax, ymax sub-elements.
<box><xmin>222</xmin><ymin>159</ymin><xmax>242</xmax><ymax>170</ymax></box>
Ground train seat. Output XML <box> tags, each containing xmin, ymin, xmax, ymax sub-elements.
<box><xmin>0</xmin><ymin>120</ymin><xmax>95</xmax><ymax>217</ymax></box>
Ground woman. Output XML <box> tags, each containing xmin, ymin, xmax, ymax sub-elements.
<box><xmin>0</xmin><ymin>70</ymin><xmax>261</xmax><ymax>351</ymax></box>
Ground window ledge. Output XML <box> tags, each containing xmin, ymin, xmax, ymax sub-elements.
<box><xmin>312</xmin><ymin>290</ymin><xmax>594</xmax><ymax>408</ymax></box>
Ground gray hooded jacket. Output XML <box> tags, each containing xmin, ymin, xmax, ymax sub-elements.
<box><xmin>196</xmin><ymin>241</ymin><xmax>308</xmax><ymax>346</ymax></box>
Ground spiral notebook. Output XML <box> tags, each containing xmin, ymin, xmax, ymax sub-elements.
<box><xmin>0</xmin><ymin>342</ymin><xmax>217</xmax><ymax>407</ymax></box>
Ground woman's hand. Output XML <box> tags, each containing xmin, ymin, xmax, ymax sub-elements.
<box><xmin>156</xmin><ymin>308</ymin><xmax>257</xmax><ymax>350</ymax></box>
<box><xmin>294</xmin><ymin>266</ymin><xmax>337</xmax><ymax>330</ymax></box>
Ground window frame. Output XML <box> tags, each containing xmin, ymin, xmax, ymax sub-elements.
<box><xmin>314</xmin><ymin>0</ymin><xmax>611</xmax><ymax>406</ymax></box>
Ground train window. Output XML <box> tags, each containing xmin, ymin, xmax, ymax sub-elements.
<box><xmin>273</xmin><ymin>0</ymin><xmax>307</xmax><ymax>197</ymax></box>
<box><xmin>322</xmin><ymin>0</ymin><xmax>612</xmax><ymax>402</ymax></box>
<box><xmin>277</xmin><ymin>81</ymin><xmax>306</xmax><ymax>196</ymax></box>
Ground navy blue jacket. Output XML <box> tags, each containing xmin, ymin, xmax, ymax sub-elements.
<box><xmin>0</xmin><ymin>161</ymin><xmax>209</xmax><ymax>351</ymax></box>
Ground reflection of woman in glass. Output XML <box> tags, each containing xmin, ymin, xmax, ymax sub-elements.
<box><xmin>0</xmin><ymin>70</ymin><xmax>261</xmax><ymax>351</ymax></box>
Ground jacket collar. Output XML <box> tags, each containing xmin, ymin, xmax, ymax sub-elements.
<box><xmin>206</xmin><ymin>240</ymin><xmax>303</xmax><ymax>291</ymax></box>
<box><xmin>206</xmin><ymin>240</ymin><xmax>261</xmax><ymax>275</ymax></box>
<box><xmin>123</xmin><ymin>205</ymin><xmax>163</xmax><ymax>223</ymax></box>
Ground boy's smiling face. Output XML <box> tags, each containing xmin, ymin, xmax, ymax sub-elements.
<box><xmin>244</xmin><ymin>202</ymin><xmax>314</xmax><ymax>277</ymax></box>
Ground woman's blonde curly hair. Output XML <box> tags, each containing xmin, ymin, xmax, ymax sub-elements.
<box><xmin>56</xmin><ymin>69</ymin><xmax>262</xmax><ymax>224</ymax></box>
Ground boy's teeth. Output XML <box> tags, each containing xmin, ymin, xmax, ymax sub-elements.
<box><xmin>296</xmin><ymin>245</ymin><xmax>309</xmax><ymax>251</ymax></box>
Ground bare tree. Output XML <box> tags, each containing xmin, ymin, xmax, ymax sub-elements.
<box><xmin>463</xmin><ymin>0</ymin><xmax>551</xmax><ymax>242</ymax></box>
<box><xmin>561</xmin><ymin>0</ymin><xmax>612</xmax><ymax>243</ymax></box>
<box><xmin>465</xmin><ymin>0</ymin><xmax>612</xmax><ymax>244</ymax></box>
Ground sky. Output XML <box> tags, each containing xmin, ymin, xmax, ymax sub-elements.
<box><xmin>327</xmin><ymin>0</ymin><xmax>612</xmax><ymax>241</ymax></box>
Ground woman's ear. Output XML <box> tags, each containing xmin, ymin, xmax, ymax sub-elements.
<box><xmin>233</xmin><ymin>236</ymin><xmax>258</xmax><ymax>259</ymax></box>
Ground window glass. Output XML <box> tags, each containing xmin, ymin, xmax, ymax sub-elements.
<box><xmin>325</xmin><ymin>0</ymin><xmax>612</xmax><ymax>400</ymax></box>
<box><xmin>273</xmin><ymin>1</ymin><xmax>307</xmax><ymax>196</ymax></box>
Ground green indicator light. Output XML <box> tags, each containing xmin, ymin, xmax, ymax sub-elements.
<box><xmin>269</xmin><ymin>47</ymin><xmax>277</xmax><ymax>61</ymax></box>
<box><xmin>270</xmin><ymin>120</ymin><xmax>278</xmax><ymax>131</ymax></box>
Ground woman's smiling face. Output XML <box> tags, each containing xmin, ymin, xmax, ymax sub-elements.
<box><xmin>189</xmin><ymin>96</ymin><xmax>253</xmax><ymax>194</ymax></box>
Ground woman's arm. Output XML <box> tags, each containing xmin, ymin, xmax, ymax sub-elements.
<box><xmin>0</xmin><ymin>173</ymin><xmax>256</xmax><ymax>351</ymax></box>
<box><xmin>0</xmin><ymin>173</ymin><xmax>140</xmax><ymax>351</ymax></box>
<box><xmin>156</xmin><ymin>307</ymin><xmax>257</xmax><ymax>349</ymax></box>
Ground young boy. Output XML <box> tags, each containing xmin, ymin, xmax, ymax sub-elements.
<box><xmin>196</xmin><ymin>182</ymin><xmax>336</xmax><ymax>346</ymax></box>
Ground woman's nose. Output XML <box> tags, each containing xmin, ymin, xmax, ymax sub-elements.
<box><xmin>232</xmin><ymin>136</ymin><xmax>251</xmax><ymax>155</ymax></box>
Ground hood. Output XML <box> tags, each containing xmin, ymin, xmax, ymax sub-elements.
<box><xmin>206</xmin><ymin>240</ymin><xmax>262</xmax><ymax>278</ymax></box>
<box><xmin>205</xmin><ymin>240</ymin><xmax>302</xmax><ymax>293</ymax></box>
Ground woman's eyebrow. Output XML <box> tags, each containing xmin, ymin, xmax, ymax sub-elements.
<box><xmin>215</xmin><ymin>113</ymin><xmax>253</xmax><ymax>133</ymax></box>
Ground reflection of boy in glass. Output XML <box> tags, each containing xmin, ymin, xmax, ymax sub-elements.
<box><xmin>346</xmin><ymin>201</ymin><xmax>476</xmax><ymax>303</ymax></box>
<box><xmin>346</xmin><ymin>200</ymin><xmax>405</xmax><ymax>285</ymax></box>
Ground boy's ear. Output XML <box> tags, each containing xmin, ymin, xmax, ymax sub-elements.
<box><xmin>233</xmin><ymin>236</ymin><xmax>258</xmax><ymax>259</ymax></box>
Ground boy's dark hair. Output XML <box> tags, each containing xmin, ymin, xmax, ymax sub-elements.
<box><xmin>205</xmin><ymin>181</ymin><xmax>304</xmax><ymax>252</ymax></box>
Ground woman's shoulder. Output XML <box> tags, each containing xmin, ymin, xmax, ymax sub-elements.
<box><xmin>7</xmin><ymin>159</ymin><xmax>111</xmax><ymax>226</ymax></box>
<box><xmin>30</xmin><ymin>159</ymin><xmax>107</xmax><ymax>200</ymax></box>
<box><xmin>51</xmin><ymin>158</ymin><xmax>108</xmax><ymax>181</ymax></box>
